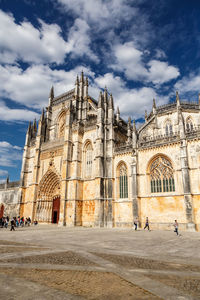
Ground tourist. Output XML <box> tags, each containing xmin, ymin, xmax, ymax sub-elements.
<box><xmin>10</xmin><ymin>218</ymin><xmax>15</xmax><ymax>231</ymax></box>
<box><xmin>174</xmin><ymin>220</ymin><xmax>179</xmax><ymax>236</ymax></box>
<box><xmin>134</xmin><ymin>217</ymin><xmax>138</xmax><ymax>230</ymax></box>
<box><xmin>144</xmin><ymin>217</ymin><xmax>150</xmax><ymax>231</ymax></box>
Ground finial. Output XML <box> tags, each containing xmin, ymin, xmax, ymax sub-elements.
<box><xmin>117</xmin><ymin>106</ymin><xmax>120</xmax><ymax>114</ymax></box>
<box><xmin>84</xmin><ymin>77</ymin><xmax>88</xmax><ymax>86</ymax></box>
<box><xmin>153</xmin><ymin>98</ymin><xmax>156</xmax><ymax>108</ymax></box>
<box><xmin>128</xmin><ymin>116</ymin><xmax>131</xmax><ymax>125</ymax></box>
<box><xmin>33</xmin><ymin>118</ymin><xmax>37</xmax><ymax>132</ymax></box>
<box><xmin>198</xmin><ymin>93</ymin><xmax>200</xmax><ymax>105</ymax></box>
<box><xmin>80</xmin><ymin>71</ymin><xmax>84</xmax><ymax>82</ymax></box>
<box><xmin>145</xmin><ymin>110</ymin><xmax>148</xmax><ymax>121</ymax></box>
<box><xmin>133</xmin><ymin>119</ymin><xmax>136</xmax><ymax>131</ymax></box>
<box><xmin>75</xmin><ymin>75</ymin><xmax>79</xmax><ymax>85</ymax></box>
<box><xmin>98</xmin><ymin>91</ymin><xmax>103</xmax><ymax>108</ymax></box>
<box><xmin>176</xmin><ymin>91</ymin><xmax>180</xmax><ymax>105</ymax></box>
<box><xmin>108</xmin><ymin>93</ymin><xmax>114</xmax><ymax>109</ymax></box>
<box><xmin>6</xmin><ymin>175</ymin><xmax>9</xmax><ymax>184</ymax></box>
<box><xmin>49</xmin><ymin>86</ymin><xmax>54</xmax><ymax>99</ymax></box>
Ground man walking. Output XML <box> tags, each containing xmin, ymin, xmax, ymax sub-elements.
<box><xmin>134</xmin><ymin>217</ymin><xmax>138</xmax><ymax>230</ymax></box>
<box><xmin>174</xmin><ymin>220</ymin><xmax>179</xmax><ymax>236</ymax></box>
<box><xmin>10</xmin><ymin>218</ymin><xmax>15</xmax><ymax>231</ymax></box>
<box><xmin>144</xmin><ymin>217</ymin><xmax>150</xmax><ymax>231</ymax></box>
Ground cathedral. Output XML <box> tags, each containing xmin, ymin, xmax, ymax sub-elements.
<box><xmin>0</xmin><ymin>72</ymin><xmax>200</xmax><ymax>231</ymax></box>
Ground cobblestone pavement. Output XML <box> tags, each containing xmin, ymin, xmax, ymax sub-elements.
<box><xmin>0</xmin><ymin>225</ymin><xmax>200</xmax><ymax>299</ymax></box>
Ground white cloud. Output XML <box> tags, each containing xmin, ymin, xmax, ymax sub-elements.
<box><xmin>175</xmin><ymin>72</ymin><xmax>200</xmax><ymax>94</ymax></box>
<box><xmin>93</xmin><ymin>72</ymin><xmax>168</xmax><ymax>119</ymax></box>
<box><xmin>0</xmin><ymin>141</ymin><xmax>22</xmax><ymax>167</ymax></box>
<box><xmin>57</xmin><ymin>0</ymin><xmax>134</xmax><ymax>26</ymax></box>
<box><xmin>148</xmin><ymin>60</ymin><xmax>180</xmax><ymax>85</ymax></box>
<box><xmin>110</xmin><ymin>42</ymin><xmax>179</xmax><ymax>85</ymax></box>
<box><xmin>0</xmin><ymin>64</ymin><xmax>94</xmax><ymax>110</ymax></box>
<box><xmin>0</xmin><ymin>101</ymin><xmax>39</xmax><ymax>122</ymax></box>
<box><xmin>0</xmin><ymin>10</ymin><xmax>97</xmax><ymax>65</ymax></box>
<box><xmin>0</xmin><ymin>10</ymin><xmax>69</xmax><ymax>64</ymax></box>
<box><xmin>68</xmin><ymin>18</ymin><xmax>99</xmax><ymax>62</ymax></box>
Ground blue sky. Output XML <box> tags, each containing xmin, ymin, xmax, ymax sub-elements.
<box><xmin>0</xmin><ymin>0</ymin><xmax>200</xmax><ymax>182</ymax></box>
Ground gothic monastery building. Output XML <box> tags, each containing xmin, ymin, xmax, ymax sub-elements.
<box><xmin>1</xmin><ymin>72</ymin><xmax>200</xmax><ymax>231</ymax></box>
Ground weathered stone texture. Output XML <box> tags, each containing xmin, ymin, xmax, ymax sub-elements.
<box><xmin>3</xmin><ymin>75</ymin><xmax>200</xmax><ymax>231</ymax></box>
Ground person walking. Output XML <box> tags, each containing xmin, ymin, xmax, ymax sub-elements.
<box><xmin>174</xmin><ymin>220</ymin><xmax>179</xmax><ymax>236</ymax></box>
<box><xmin>134</xmin><ymin>217</ymin><xmax>138</xmax><ymax>230</ymax></box>
<box><xmin>144</xmin><ymin>217</ymin><xmax>150</xmax><ymax>231</ymax></box>
<box><xmin>10</xmin><ymin>218</ymin><xmax>15</xmax><ymax>231</ymax></box>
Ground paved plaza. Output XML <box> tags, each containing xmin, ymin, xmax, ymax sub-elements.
<box><xmin>0</xmin><ymin>225</ymin><xmax>200</xmax><ymax>299</ymax></box>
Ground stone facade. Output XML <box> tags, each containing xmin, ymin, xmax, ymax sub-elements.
<box><xmin>2</xmin><ymin>73</ymin><xmax>200</xmax><ymax>231</ymax></box>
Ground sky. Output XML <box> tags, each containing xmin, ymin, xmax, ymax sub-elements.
<box><xmin>1</xmin><ymin>0</ymin><xmax>200</xmax><ymax>182</ymax></box>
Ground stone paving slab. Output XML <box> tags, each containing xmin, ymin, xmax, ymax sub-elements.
<box><xmin>0</xmin><ymin>225</ymin><xmax>200</xmax><ymax>299</ymax></box>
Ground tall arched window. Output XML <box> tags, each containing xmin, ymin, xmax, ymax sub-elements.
<box><xmin>165</xmin><ymin>120</ymin><xmax>173</xmax><ymax>136</ymax></box>
<box><xmin>186</xmin><ymin>117</ymin><xmax>194</xmax><ymax>132</ymax></box>
<box><xmin>85</xmin><ymin>142</ymin><xmax>93</xmax><ymax>178</ymax></box>
<box><xmin>58</xmin><ymin>112</ymin><xmax>66</xmax><ymax>138</ymax></box>
<box><xmin>150</xmin><ymin>156</ymin><xmax>175</xmax><ymax>193</ymax></box>
<box><xmin>118</xmin><ymin>163</ymin><xmax>128</xmax><ymax>198</ymax></box>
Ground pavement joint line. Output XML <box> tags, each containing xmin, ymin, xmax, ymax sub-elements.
<box><xmin>76</xmin><ymin>250</ymin><xmax>195</xmax><ymax>300</ymax></box>
<box><xmin>129</xmin><ymin>268</ymin><xmax>200</xmax><ymax>278</ymax></box>
<box><xmin>0</xmin><ymin>263</ymin><xmax>106</xmax><ymax>272</ymax></box>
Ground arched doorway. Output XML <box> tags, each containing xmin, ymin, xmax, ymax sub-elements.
<box><xmin>0</xmin><ymin>204</ymin><xmax>4</xmax><ymax>218</ymax></box>
<box><xmin>36</xmin><ymin>168</ymin><xmax>61</xmax><ymax>223</ymax></box>
<box><xmin>52</xmin><ymin>196</ymin><xmax>60</xmax><ymax>224</ymax></box>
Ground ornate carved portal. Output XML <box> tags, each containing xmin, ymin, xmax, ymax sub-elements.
<box><xmin>36</xmin><ymin>168</ymin><xmax>61</xmax><ymax>223</ymax></box>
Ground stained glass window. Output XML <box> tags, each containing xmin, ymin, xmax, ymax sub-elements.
<box><xmin>85</xmin><ymin>143</ymin><xmax>93</xmax><ymax>178</ymax></box>
<box><xmin>119</xmin><ymin>163</ymin><xmax>128</xmax><ymax>198</ymax></box>
<box><xmin>150</xmin><ymin>156</ymin><xmax>175</xmax><ymax>193</ymax></box>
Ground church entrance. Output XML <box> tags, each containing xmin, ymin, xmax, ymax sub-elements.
<box><xmin>52</xmin><ymin>196</ymin><xmax>60</xmax><ymax>224</ymax></box>
<box><xmin>0</xmin><ymin>204</ymin><xmax>4</xmax><ymax>218</ymax></box>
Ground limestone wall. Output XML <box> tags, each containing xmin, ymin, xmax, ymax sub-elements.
<box><xmin>0</xmin><ymin>183</ymin><xmax>20</xmax><ymax>218</ymax></box>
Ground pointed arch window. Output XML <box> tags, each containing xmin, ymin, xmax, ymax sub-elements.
<box><xmin>85</xmin><ymin>142</ymin><xmax>93</xmax><ymax>178</ymax></box>
<box><xmin>118</xmin><ymin>163</ymin><xmax>128</xmax><ymax>198</ymax></box>
<box><xmin>165</xmin><ymin>121</ymin><xmax>173</xmax><ymax>136</ymax></box>
<box><xmin>150</xmin><ymin>156</ymin><xmax>175</xmax><ymax>193</ymax></box>
<box><xmin>186</xmin><ymin>118</ymin><xmax>194</xmax><ymax>132</ymax></box>
<box><xmin>58</xmin><ymin>112</ymin><xmax>66</xmax><ymax>138</ymax></box>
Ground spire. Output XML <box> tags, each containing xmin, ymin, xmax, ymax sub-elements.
<box><xmin>80</xmin><ymin>71</ymin><xmax>84</xmax><ymax>83</ymax></box>
<box><xmin>41</xmin><ymin>108</ymin><xmax>45</xmax><ymax>122</ymax></box>
<box><xmin>108</xmin><ymin>93</ymin><xmax>114</xmax><ymax>109</ymax></box>
<box><xmin>128</xmin><ymin>116</ymin><xmax>131</xmax><ymax>127</ymax></box>
<box><xmin>199</xmin><ymin>93</ymin><xmax>200</xmax><ymax>106</ymax></box>
<box><xmin>33</xmin><ymin>118</ymin><xmax>37</xmax><ymax>132</ymax></box>
<box><xmin>132</xmin><ymin>119</ymin><xmax>136</xmax><ymax>132</ymax></box>
<box><xmin>28</xmin><ymin>121</ymin><xmax>31</xmax><ymax>132</ymax></box>
<box><xmin>153</xmin><ymin>98</ymin><xmax>156</xmax><ymax>108</ymax></box>
<box><xmin>152</xmin><ymin>98</ymin><xmax>156</xmax><ymax>114</ymax></box>
<box><xmin>98</xmin><ymin>91</ymin><xmax>103</xmax><ymax>108</ymax></box>
<box><xmin>116</xmin><ymin>106</ymin><xmax>120</xmax><ymax>122</ymax></box>
<box><xmin>145</xmin><ymin>110</ymin><xmax>148</xmax><ymax>121</ymax></box>
<box><xmin>49</xmin><ymin>86</ymin><xmax>54</xmax><ymax>99</ymax></box>
<box><xmin>103</xmin><ymin>86</ymin><xmax>108</xmax><ymax>103</ymax></box>
<box><xmin>75</xmin><ymin>75</ymin><xmax>79</xmax><ymax>85</ymax></box>
<box><xmin>6</xmin><ymin>175</ymin><xmax>9</xmax><ymax>184</ymax></box>
<box><xmin>176</xmin><ymin>91</ymin><xmax>180</xmax><ymax>106</ymax></box>
<box><xmin>84</xmin><ymin>76</ymin><xmax>88</xmax><ymax>86</ymax></box>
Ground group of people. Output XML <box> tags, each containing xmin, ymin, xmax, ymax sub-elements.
<box><xmin>0</xmin><ymin>216</ymin><xmax>31</xmax><ymax>230</ymax></box>
<box><xmin>133</xmin><ymin>217</ymin><xmax>180</xmax><ymax>236</ymax></box>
